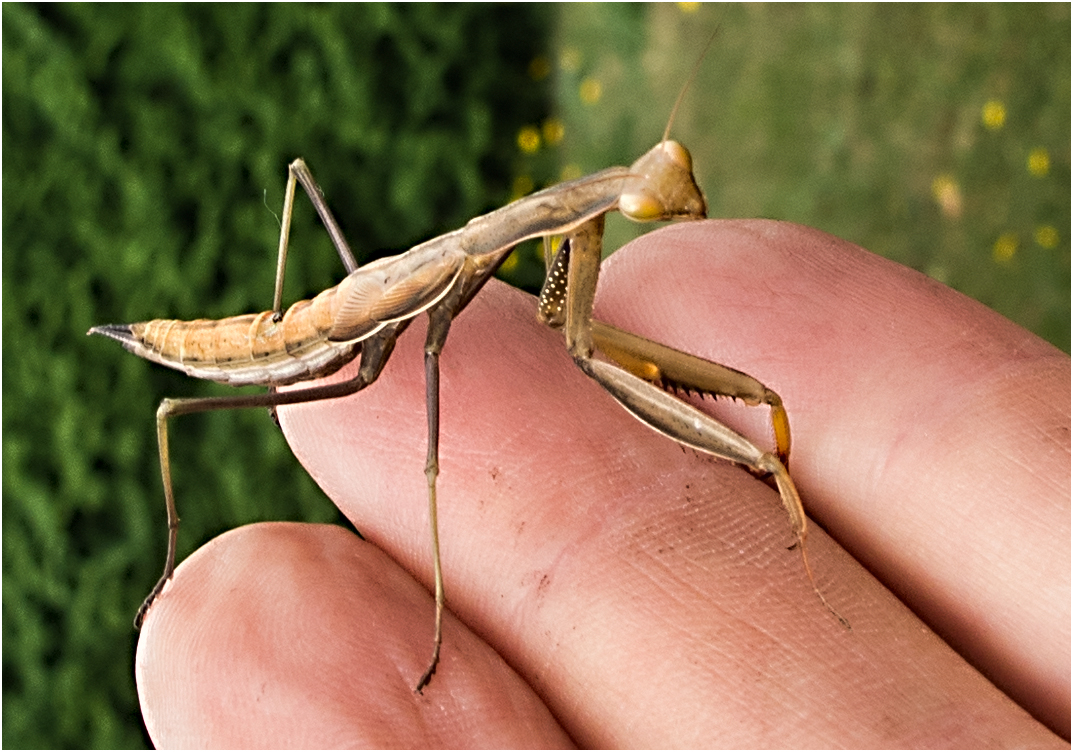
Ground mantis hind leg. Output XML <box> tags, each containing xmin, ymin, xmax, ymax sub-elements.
<box><xmin>265</xmin><ymin>158</ymin><xmax>363</xmax><ymax>422</ymax></box>
<box><xmin>270</xmin><ymin>158</ymin><xmax>361</xmax><ymax>317</ymax></box>
<box><xmin>134</xmin><ymin>334</ymin><xmax>399</xmax><ymax>629</ymax></box>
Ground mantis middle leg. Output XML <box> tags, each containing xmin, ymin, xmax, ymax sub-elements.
<box><xmin>286</xmin><ymin>158</ymin><xmax>461</xmax><ymax>690</ymax></box>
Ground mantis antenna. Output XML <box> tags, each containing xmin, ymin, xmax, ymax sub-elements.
<box><xmin>662</xmin><ymin>25</ymin><xmax>722</xmax><ymax>144</ymax></box>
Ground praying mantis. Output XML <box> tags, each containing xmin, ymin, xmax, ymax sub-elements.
<box><xmin>89</xmin><ymin>44</ymin><xmax>848</xmax><ymax>694</ymax></box>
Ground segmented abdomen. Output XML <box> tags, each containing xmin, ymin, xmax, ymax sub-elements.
<box><xmin>114</xmin><ymin>283</ymin><xmax>361</xmax><ymax>387</ymax></box>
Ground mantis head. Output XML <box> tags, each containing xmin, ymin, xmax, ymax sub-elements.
<box><xmin>618</xmin><ymin>24</ymin><xmax>717</xmax><ymax>225</ymax></box>
<box><xmin>619</xmin><ymin>139</ymin><xmax>707</xmax><ymax>223</ymax></box>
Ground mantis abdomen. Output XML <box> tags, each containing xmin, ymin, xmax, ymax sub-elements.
<box><xmin>94</xmin><ymin>311</ymin><xmax>358</xmax><ymax>387</ymax></box>
<box><xmin>91</xmin><ymin>237</ymin><xmax>473</xmax><ymax>387</ymax></box>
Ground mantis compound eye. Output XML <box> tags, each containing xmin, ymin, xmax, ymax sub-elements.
<box><xmin>661</xmin><ymin>140</ymin><xmax>693</xmax><ymax>172</ymax></box>
<box><xmin>619</xmin><ymin>191</ymin><xmax>665</xmax><ymax>222</ymax></box>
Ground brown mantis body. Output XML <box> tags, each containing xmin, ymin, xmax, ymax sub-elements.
<box><xmin>91</xmin><ymin>69</ymin><xmax>847</xmax><ymax>694</ymax></box>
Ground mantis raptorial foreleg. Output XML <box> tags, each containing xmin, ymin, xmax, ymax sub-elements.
<box><xmin>539</xmin><ymin>234</ymin><xmax>791</xmax><ymax>464</ymax></box>
<box><xmin>587</xmin><ymin>322</ymin><xmax>793</xmax><ymax>466</ymax></box>
<box><xmin>538</xmin><ymin>217</ymin><xmax>848</xmax><ymax>628</ymax></box>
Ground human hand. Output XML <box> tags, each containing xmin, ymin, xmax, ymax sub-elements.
<box><xmin>136</xmin><ymin>220</ymin><xmax>1069</xmax><ymax>747</ymax></box>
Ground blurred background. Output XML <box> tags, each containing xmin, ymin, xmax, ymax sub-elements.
<box><xmin>3</xmin><ymin>4</ymin><xmax>1068</xmax><ymax>747</ymax></box>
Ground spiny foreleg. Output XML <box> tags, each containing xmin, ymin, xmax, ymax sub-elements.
<box><xmin>537</xmin><ymin>221</ymin><xmax>847</xmax><ymax>628</ymax></box>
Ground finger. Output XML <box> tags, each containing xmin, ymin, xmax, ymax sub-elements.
<box><xmin>135</xmin><ymin>522</ymin><xmax>573</xmax><ymax>748</ymax></box>
<box><xmin>279</xmin><ymin>240</ymin><xmax>1063</xmax><ymax>747</ymax></box>
<box><xmin>597</xmin><ymin>219</ymin><xmax>1070</xmax><ymax>738</ymax></box>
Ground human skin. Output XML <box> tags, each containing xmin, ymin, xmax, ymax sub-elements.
<box><xmin>135</xmin><ymin>220</ymin><xmax>1070</xmax><ymax>747</ymax></box>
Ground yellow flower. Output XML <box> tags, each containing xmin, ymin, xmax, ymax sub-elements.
<box><xmin>560</xmin><ymin>164</ymin><xmax>583</xmax><ymax>182</ymax></box>
<box><xmin>981</xmin><ymin>100</ymin><xmax>1006</xmax><ymax>130</ymax></box>
<box><xmin>499</xmin><ymin>248</ymin><xmax>520</xmax><ymax>275</ymax></box>
<box><xmin>511</xmin><ymin>174</ymin><xmax>534</xmax><ymax>200</ymax></box>
<box><xmin>580</xmin><ymin>77</ymin><xmax>602</xmax><ymax>105</ymax></box>
<box><xmin>1027</xmin><ymin>148</ymin><xmax>1050</xmax><ymax>177</ymax></box>
<box><xmin>930</xmin><ymin>174</ymin><xmax>963</xmax><ymax>218</ymax></box>
<box><xmin>517</xmin><ymin>126</ymin><xmax>540</xmax><ymax>154</ymax></box>
<box><xmin>1034</xmin><ymin>225</ymin><xmax>1059</xmax><ymax>249</ymax></box>
<box><xmin>542</xmin><ymin>118</ymin><xmax>565</xmax><ymax>146</ymax></box>
<box><xmin>992</xmin><ymin>233</ymin><xmax>1018</xmax><ymax>263</ymax></box>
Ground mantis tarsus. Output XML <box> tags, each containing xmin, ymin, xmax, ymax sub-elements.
<box><xmin>90</xmin><ymin>49</ymin><xmax>848</xmax><ymax>694</ymax></box>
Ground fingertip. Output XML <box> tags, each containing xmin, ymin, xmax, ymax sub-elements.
<box><xmin>136</xmin><ymin>523</ymin><xmax>570</xmax><ymax>748</ymax></box>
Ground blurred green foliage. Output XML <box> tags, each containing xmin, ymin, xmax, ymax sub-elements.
<box><xmin>4</xmin><ymin>4</ymin><xmax>554</xmax><ymax>747</ymax></box>
<box><xmin>3</xmin><ymin>4</ymin><xmax>1068</xmax><ymax>749</ymax></box>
